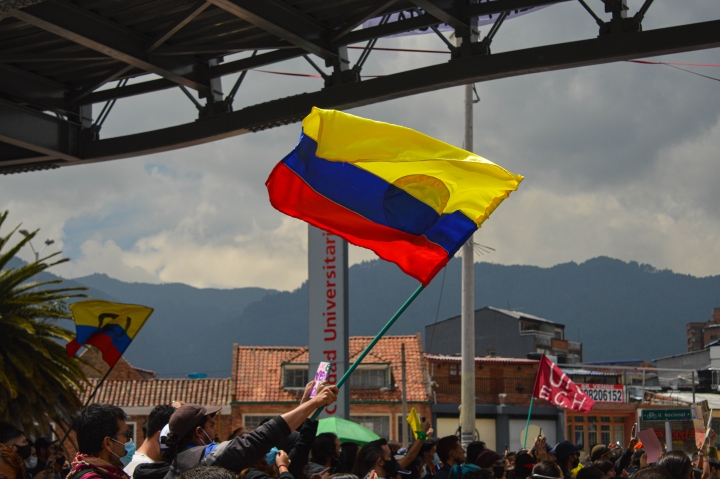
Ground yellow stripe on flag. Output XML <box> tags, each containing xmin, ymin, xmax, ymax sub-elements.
<box><xmin>301</xmin><ymin>107</ymin><xmax>523</xmax><ymax>226</ymax></box>
<box><xmin>69</xmin><ymin>300</ymin><xmax>154</xmax><ymax>340</ymax></box>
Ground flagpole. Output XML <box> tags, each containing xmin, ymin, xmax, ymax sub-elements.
<box><xmin>523</xmin><ymin>396</ymin><xmax>535</xmax><ymax>449</ymax></box>
<box><xmin>311</xmin><ymin>283</ymin><xmax>426</xmax><ymax>421</ymax></box>
<box><xmin>56</xmin><ymin>364</ymin><xmax>115</xmax><ymax>452</ymax></box>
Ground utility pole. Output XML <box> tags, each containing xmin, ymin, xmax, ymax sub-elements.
<box><xmin>459</xmin><ymin>19</ymin><xmax>478</xmax><ymax>448</ymax></box>
<box><xmin>401</xmin><ymin>343</ymin><xmax>409</xmax><ymax>446</ymax></box>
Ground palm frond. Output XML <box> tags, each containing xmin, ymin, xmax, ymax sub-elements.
<box><xmin>0</xmin><ymin>210</ymin><xmax>89</xmax><ymax>436</ymax></box>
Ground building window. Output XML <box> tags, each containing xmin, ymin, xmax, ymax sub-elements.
<box><xmin>588</xmin><ymin>424</ymin><xmax>597</xmax><ymax>447</ymax></box>
<box><xmin>486</xmin><ymin>349</ymin><xmax>496</xmax><ymax>357</ymax></box>
<box><xmin>397</xmin><ymin>415</ymin><xmax>410</xmax><ymax>443</ymax></box>
<box><xmin>126</xmin><ymin>422</ymin><xmax>137</xmax><ymax>441</ymax></box>
<box><xmin>449</xmin><ymin>364</ymin><xmax>459</xmax><ymax>376</ymax></box>
<box><xmin>601</xmin><ymin>425</ymin><xmax>611</xmax><ymax>445</ymax></box>
<box><xmin>520</xmin><ymin>321</ymin><xmax>540</xmax><ymax>333</ymax></box>
<box><xmin>554</xmin><ymin>328</ymin><xmax>564</xmax><ymax>339</ymax></box>
<box><xmin>711</xmin><ymin>335</ymin><xmax>718</xmax><ymax>340</ymax></box>
<box><xmin>283</xmin><ymin>364</ymin><xmax>308</xmax><ymax>389</ymax></box>
<box><xmin>352</xmin><ymin>416</ymin><xmax>390</xmax><ymax>439</ymax></box>
<box><xmin>574</xmin><ymin>425</ymin><xmax>584</xmax><ymax>446</ymax></box>
<box><xmin>244</xmin><ymin>415</ymin><xmax>274</xmax><ymax>429</ymax></box>
<box><xmin>614</xmin><ymin>425</ymin><xmax>624</xmax><ymax>445</ymax></box>
<box><xmin>350</xmin><ymin>366</ymin><xmax>390</xmax><ymax>388</ymax></box>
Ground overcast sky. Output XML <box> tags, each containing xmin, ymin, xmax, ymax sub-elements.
<box><xmin>1</xmin><ymin>0</ymin><xmax>719</xmax><ymax>291</ymax></box>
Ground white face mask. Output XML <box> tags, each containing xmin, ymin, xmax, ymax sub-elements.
<box><xmin>200</xmin><ymin>429</ymin><xmax>214</xmax><ymax>446</ymax></box>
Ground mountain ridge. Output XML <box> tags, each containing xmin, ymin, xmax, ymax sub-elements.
<box><xmin>8</xmin><ymin>256</ymin><xmax>719</xmax><ymax>376</ymax></box>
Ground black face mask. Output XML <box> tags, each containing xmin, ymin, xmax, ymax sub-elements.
<box><xmin>493</xmin><ymin>466</ymin><xmax>505</xmax><ymax>479</ymax></box>
<box><xmin>570</xmin><ymin>457</ymin><xmax>580</xmax><ymax>469</ymax></box>
<box><xmin>15</xmin><ymin>444</ymin><xmax>32</xmax><ymax>460</ymax></box>
<box><xmin>384</xmin><ymin>457</ymin><xmax>401</xmax><ymax>477</ymax></box>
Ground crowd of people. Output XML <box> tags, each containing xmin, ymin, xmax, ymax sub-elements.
<box><xmin>0</xmin><ymin>381</ymin><xmax>717</xmax><ymax>479</ymax></box>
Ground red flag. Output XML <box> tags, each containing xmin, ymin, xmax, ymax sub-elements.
<box><xmin>532</xmin><ymin>355</ymin><xmax>594</xmax><ymax>413</ymax></box>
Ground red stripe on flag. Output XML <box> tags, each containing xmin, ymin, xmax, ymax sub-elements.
<box><xmin>66</xmin><ymin>338</ymin><xmax>81</xmax><ymax>358</ymax></box>
<box><xmin>67</xmin><ymin>334</ymin><xmax>122</xmax><ymax>368</ymax></box>
<box><xmin>267</xmin><ymin>162</ymin><xmax>450</xmax><ymax>285</ymax></box>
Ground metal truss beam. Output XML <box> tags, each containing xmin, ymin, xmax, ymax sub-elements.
<box><xmin>339</xmin><ymin>0</ymin><xmax>570</xmax><ymax>45</ymax></box>
<box><xmin>206</xmin><ymin>0</ymin><xmax>336</xmax><ymax>60</ymax></box>
<box><xmin>61</xmin><ymin>18</ymin><xmax>720</xmax><ymax>165</ymax></box>
<box><xmin>10</xmin><ymin>1</ymin><xmax>209</xmax><ymax>93</ymax></box>
<box><xmin>0</xmin><ymin>100</ymin><xmax>79</xmax><ymax>163</ymax></box>
<box><xmin>410</xmin><ymin>0</ymin><xmax>470</xmax><ymax>35</ymax></box>
<box><xmin>76</xmin><ymin>48</ymin><xmax>305</xmax><ymax>106</ymax></box>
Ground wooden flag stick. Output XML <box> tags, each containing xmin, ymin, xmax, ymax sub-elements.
<box><xmin>311</xmin><ymin>283</ymin><xmax>426</xmax><ymax>421</ymax></box>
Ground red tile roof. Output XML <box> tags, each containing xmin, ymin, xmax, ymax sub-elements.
<box><xmin>233</xmin><ymin>335</ymin><xmax>430</xmax><ymax>403</ymax></box>
<box><xmin>78</xmin><ymin>378</ymin><xmax>231</xmax><ymax>407</ymax></box>
<box><xmin>424</xmin><ymin>354</ymin><xmax>539</xmax><ymax>365</ymax></box>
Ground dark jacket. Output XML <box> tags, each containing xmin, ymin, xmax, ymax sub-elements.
<box><xmin>243</xmin><ymin>469</ymin><xmax>292</xmax><ymax>479</ymax></box>
<box><xmin>164</xmin><ymin>416</ymin><xmax>292</xmax><ymax>479</ymax></box>
<box><xmin>435</xmin><ymin>464</ymin><xmax>452</xmax><ymax>479</ymax></box>
<box><xmin>614</xmin><ymin>448</ymin><xmax>634</xmax><ymax>476</ymax></box>
<box><xmin>288</xmin><ymin>420</ymin><xmax>319</xmax><ymax>479</ymax></box>
<box><xmin>133</xmin><ymin>463</ymin><xmax>170</xmax><ymax>479</ymax></box>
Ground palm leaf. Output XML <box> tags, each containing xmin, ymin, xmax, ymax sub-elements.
<box><xmin>0</xmin><ymin>210</ymin><xmax>89</xmax><ymax>436</ymax></box>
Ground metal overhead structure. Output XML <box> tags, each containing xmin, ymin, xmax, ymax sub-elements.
<box><xmin>0</xmin><ymin>0</ymin><xmax>718</xmax><ymax>174</ymax></box>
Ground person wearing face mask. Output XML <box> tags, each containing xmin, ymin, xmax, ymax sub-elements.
<box><xmin>0</xmin><ymin>423</ymin><xmax>33</xmax><ymax>476</ymax></box>
<box><xmin>435</xmin><ymin>436</ymin><xmax>466</xmax><ymax>479</ymax></box>
<box><xmin>419</xmin><ymin>439</ymin><xmax>440</xmax><ymax>479</ymax></box>
<box><xmin>24</xmin><ymin>447</ymin><xmax>37</xmax><ymax>479</ymax></box>
<box><xmin>65</xmin><ymin>403</ymin><xmax>135</xmax><ymax>479</ymax></box>
<box><xmin>474</xmin><ymin>450</ymin><xmax>506</xmax><ymax>479</ymax></box>
<box><xmin>160</xmin><ymin>382</ymin><xmax>338</xmax><ymax>479</ymax></box>
<box><xmin>123</xmin><ymin>405</ymin><xmax>176</xmax><ymax>476</ymax></box>
<box><xmin>353</xmin><ymin>438</ymin><xmax>411</xmax><ymax>479</ymax></box>
<box><xmin>548</xmin><ymin>442</ymin><xmax>584</xmax><ymax>479</ymax></box>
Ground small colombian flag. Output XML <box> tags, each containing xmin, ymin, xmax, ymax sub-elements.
<box><xmin>66</xmin><ymin>300</ymin><xmax>153</xmax><ymax>368</ymax></box>
<box><xmin>266</xmin><ymin>107</ymin><xmax>523</xmax><ymax>286</ymax></box>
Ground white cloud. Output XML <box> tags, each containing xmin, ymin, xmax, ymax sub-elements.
<box><xmin>1</xmin><ymin>0</ymin><xmax>719</xmax><ymax>290</ymax></box>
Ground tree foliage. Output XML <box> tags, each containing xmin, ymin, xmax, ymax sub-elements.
<box><xmin>0</xmin><ymin>211</ymin><xmax>88</xmax><ymax>436</ymax></box>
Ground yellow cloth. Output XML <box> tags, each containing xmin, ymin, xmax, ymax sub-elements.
<box><xmin>302</xmin><ymin>107</ymin><xmax>523</xmax><ymax>227</ymax></box>
<box><xmin>69</xmin><ymin>300</ymin><xmax>153</xmax><ymax>339</ymax></box>
<box><xmin>406</xmin><ymin>407</ymin><xmax>426</xmax><ymax>440</ymax></box>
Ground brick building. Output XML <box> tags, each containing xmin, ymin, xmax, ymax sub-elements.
<box><xmin>426</xmin><ymin>354</ymin><xmax>563</xmax><ymax>451</ymax></box>
<box><xmin>230</xmin><ymin>335</ymin><xmax>432</xmax><ymax>443</ymax></box>
<box><xmin>686</xmin><ymin>308</ymin><xmax>720</xmax><ymax>352</ymax></box>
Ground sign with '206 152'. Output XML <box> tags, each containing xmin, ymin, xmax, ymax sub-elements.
<box><xmin>578</xmin><ymin>384</ymin><xmax>625</xmax><ymax>403</ymax></box>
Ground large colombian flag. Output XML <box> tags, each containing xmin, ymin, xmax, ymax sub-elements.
<box><xmin>66</xmin><ymin>300</ymin><xmax>153</xmax><ymax>368</ymax></box>
<box><xmin>266</xmin><ymin>108</ymin><xmax>523</xmax><ymax>286</ymax></box>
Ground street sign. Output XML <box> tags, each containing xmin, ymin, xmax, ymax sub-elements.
<box><xmin>640</xmin><ymin>409</ymin><xmax>693</xmax><ymax>422</ymax></box>
<box><xmin>578</xmin><ymin>384</ymin><xmax>625</xmax><ymax>403</ymax></box>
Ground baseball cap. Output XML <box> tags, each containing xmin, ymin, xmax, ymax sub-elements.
<box><xmin>514</xmin><ymin>452</ymin><xmax>537</xmax><ymax>479</ymax></box>
<box><xmin>590</xmin><ymin>445</ymin><xmax>611</xmax><ymax>461</ymax></box>
<box><xmin>33</xmin><ymin>436</ymin><xmax>57</xmax><ymax>450</ymax></box>
<box><xmin>168</xmin><ymin>404</ymin><xmax>222</xmax><ymax>439</ymax></box>
<box><xmin>549</xmin><ymin>441</ymin><xmax>583</xmax><ymax>458</ymax></box>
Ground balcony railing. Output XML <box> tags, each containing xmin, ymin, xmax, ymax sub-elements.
<box><xmin>568</xmin><ymin>341</ymin><xmax>582</xmax><ymax>351</ymax></box>
<box><xmin>432</xmin><ymin>376</ymin><xmax>536</xmax><ymax>396</ymax></box>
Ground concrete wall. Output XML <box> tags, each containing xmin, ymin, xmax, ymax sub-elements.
<box><xmin>425</xmin><ymin>309</ymin><xmax>536</xmax><ymax>359</ymax></box>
